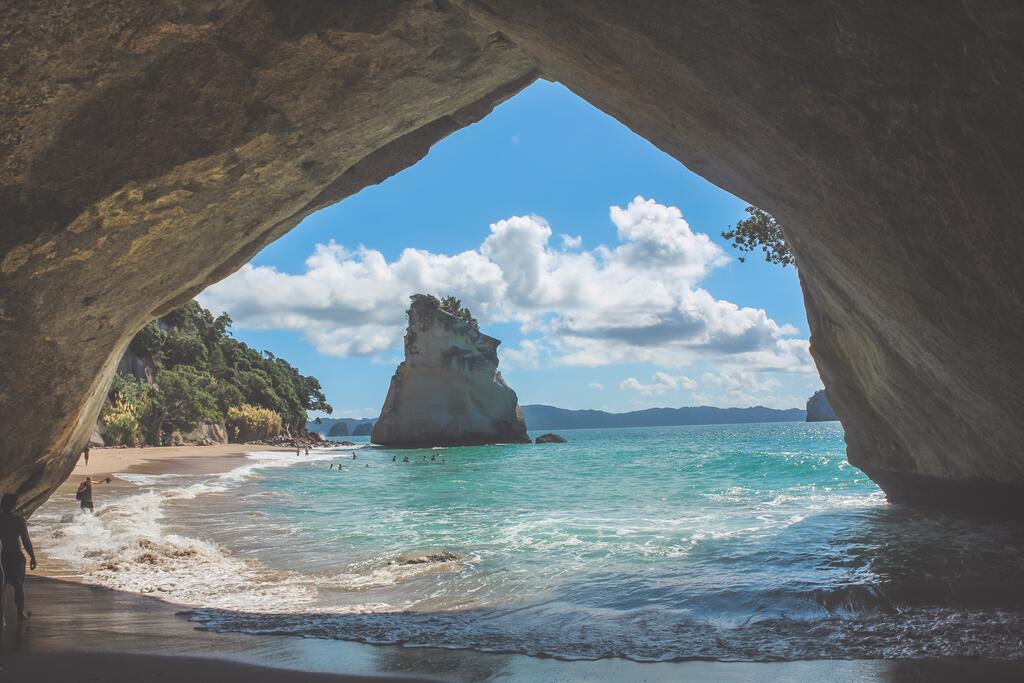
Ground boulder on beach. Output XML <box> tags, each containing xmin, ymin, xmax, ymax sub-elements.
<box><xmin>535</xmin><ymin>433</ymin><xmax>567</xmax><ymax>444</ymax></box>
<box><xmin>372</xmin><ymin>294</ymin><xmax>531</xmax><ymax>448</ymax></box>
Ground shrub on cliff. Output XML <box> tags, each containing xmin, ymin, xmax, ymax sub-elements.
<box><xmin>721</xmin><ymin>206</ymin><xmax>794</xmax><ymax>267</ymax></box>
<box><xmin>226</xmin><ymin>404</ymin><xmax>283</xmax><ymax>442</ymax></box>
<box><xmin>101</xmin><ymin>391</ymin><xmax>142</xmax><ymax>446</ymax></box>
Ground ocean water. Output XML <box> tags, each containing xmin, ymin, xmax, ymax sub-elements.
<box><xmin>34</xmin><ymin>423</ymin><xmax>1024</xmax><ymax>661</ymax></box>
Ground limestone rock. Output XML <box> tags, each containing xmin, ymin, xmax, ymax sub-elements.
<box><xmin>806</xmin><ymin>391</ymin><xmax>838</xmax><ymax>423</ymax></box>
<box><xmin>182</xmin><ymin>422</ymin><xmax>228</xmax><ymax>446</ymax></box>
<box><xmin>88</xmin><ymin>423</ymin><xmax>105</xmax><ymax>448</ymax></box>
<box><xmin>372</xmin><ymin>295</ymin><xmax>530</xmax><ymax>448</ymax></box>
<box><xmin>535</xmin><ymin>433</ymin><xmax>567</xmax><ymax>444</ymax></box>
<box><xmin>351</xmin><ymin>423</ymin><xmax>374</xmax><ymax>437</ymax></box>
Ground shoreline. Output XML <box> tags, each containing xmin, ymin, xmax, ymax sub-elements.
<box><xmin>8</xmin><ymin>577</ymin><xmax>1024</xmax><ymax>683</ymax></box>
<box><xmin>65</xmin><ymin>442</ymin><xmax>298</xmax><ymax>493</ymax></box>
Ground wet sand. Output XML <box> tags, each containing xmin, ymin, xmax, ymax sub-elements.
<box><xmin>1</xmin><ymin>577</ymin><xmax>1023</xmax><ymax>683</ymax></box>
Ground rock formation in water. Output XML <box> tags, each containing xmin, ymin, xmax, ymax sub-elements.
<box><xmin>806</xmin><ymin>391</ymin><xmax>838</xmax><ymax>422</ymax></box>
<box><xmin>535</xmin><ymin>433</ymin><xmax>567</xmax><ymax>444</ymax></box>
<box><xmin>3</xmin><ymin>3</ymin><xmax>1024</xmax><ymax>514</ymax></box>
<box><xmin>372</xmin><ymin>295</ymin><xmax>530</xmax><ymax>448</ymax></box>
<box><xmin>351</xmin><ymin>423</ymin><xmax>374</xmax><ymax>437</ymax></box>
<box><xmin>327</xmin><ymin>422</ymin><xmax>349</xmax><ymax>437</ymax></box>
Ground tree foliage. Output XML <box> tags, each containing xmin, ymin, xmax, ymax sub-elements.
<box><xmin>438</xmin><ymin>295</ymin><xmax>478</xmax><ymax>328</ymax></box>
<box><xmin>107</xmin><ymin>301</ymin><xmax>332</xmax><ymax>442</ymax></box>
<box><xmin>721</xmin><ymin>206</ymin><xmax>794</xmax><ymax>267</ymax></box>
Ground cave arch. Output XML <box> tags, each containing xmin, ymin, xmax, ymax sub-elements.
<box><xmin>2</xmin><ymin>1</ymin><xmax>1023</xmax><ymax>514</ymax></box>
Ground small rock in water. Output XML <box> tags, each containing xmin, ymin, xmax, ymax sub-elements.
<box><xmin>393</xmin><ymin>550</ymin><xmax>460</xmax><ymax>566</ymax></box>
<box><xmin>535</xmin><ymin>433</ymin><xmax>567</xmax><ymax>444</ymax></box>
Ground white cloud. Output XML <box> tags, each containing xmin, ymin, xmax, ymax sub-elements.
<box><xmin>500</xmin><ymin>339</ymin><xmax>544</xmax><ymax>369</ymax></box>
<box><xmin>560</xmin><ymin>233</ymin><xmax>583</xmax><ymax>249</ymax></box>
<box><xmin>620</xmin><ymin>371</ymin><xmax>698</xmax><ymax>395</ymax></box>
<box><xmin>689</xmin><ymin>369</ymin><xmax>803</xmax><ymax>409</ymax></box>
<box><xmin>200</xmin><ymin>197</ymin><xmax>812</xmax><ymax>378</ymax></box>
<box><xmin>588</xmin><ymin>382</ymin><xmax>604</xmax><ymax>390</ymax></box>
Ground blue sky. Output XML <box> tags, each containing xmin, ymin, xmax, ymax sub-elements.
<box><xmin>199</xmin><ymin>81</ymin><xmax>822</xmax><ymax>418</ymax></box>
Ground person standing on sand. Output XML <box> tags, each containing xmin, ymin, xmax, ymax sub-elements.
<box><xmin>81</xmin><ymin>445</ymin><xmax>90</xmax><ymax>467</ymax></box>
<box><xmin>0</xmin><ymin>493</ymin><xmax>37</xmax><ymax>623</ymax></box>
<box><xmin>75</xmin><ymin>476</ymin><xmax>111</xmax><ymax>513</ymax></box>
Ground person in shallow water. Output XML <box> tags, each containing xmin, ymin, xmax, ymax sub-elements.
<box><xmin>0</xmin><ymin>493</ymin><xmax>37</xmax><ymax>623</ymax></box>
<box><xmin>75</xmin><ymin>476</ymin><xmax>111</xmax><ymax>512</ymax></box>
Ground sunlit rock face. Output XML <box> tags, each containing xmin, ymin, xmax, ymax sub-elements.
<box><xmin>2</xmin><ymin>1</ymin><xmax>1024</xmax><ymax>514</ymax></box>
<box><xmin>372</xmin><ymin>295</ymin><xmax>530</xmax><ymax>448</ymax></box>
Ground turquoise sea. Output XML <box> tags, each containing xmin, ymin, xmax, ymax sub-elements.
<box><xmin>35</xmin><ymin>422</ymin><xmax>1024</xmax><ymax>661</ymax></box>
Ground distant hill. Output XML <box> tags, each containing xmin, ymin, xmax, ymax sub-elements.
<box><xmin>308</xmin><ymin>416</ymin><xmax>378</xmax><ymax>435</ymax></box>
<box><xmin>520</xmin><ymin>404</ymin><xmax>805</xmax><ymax>430</ymax></box>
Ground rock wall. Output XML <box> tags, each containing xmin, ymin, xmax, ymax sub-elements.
<box><xmin>806</xmin><ymin>390</ymin><xmax>838</xmax><ymax>423</ymax></box>
<box><xmin>2</xmin><ymin>2</ymin><xmax>1024</xmax><ymax>514</ymax></box>
<box><xmin>372</xmin><ymin>295</ymin><xmax>530</xmax><ymax>447</ymax></box>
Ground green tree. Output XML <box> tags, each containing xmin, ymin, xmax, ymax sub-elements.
<box><xmin>107</xmin><ymin>300</ymin><xmax>333</xmax><ymax>441</ymax></box>
<box><xmin>439</xmin><ymin>295</ymin><xmax>478</xmax><ymax>327</ymax></box>
<box><xmin>721</xmin><ymin>206</ymin><xmax>794</xmax><ymax>267</ymax></box>
<box><xmin>157</xmin><ymin>366</ymin><xmax>221</xmax><ymax>433</ymax></box>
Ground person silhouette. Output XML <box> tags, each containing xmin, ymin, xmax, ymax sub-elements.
<box><xmin>75</xmin><ymin>476</ymin><xmax>111</xmax><ymax>513</ymax></box>
<box><xmin>0</xmin><ymin>493</ymin><xmax>36</xmax><ymax>624</ymax></box>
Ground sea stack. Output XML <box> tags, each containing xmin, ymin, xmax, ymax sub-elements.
<box><xmin>372</xmin><ymin>295</ymin><xmax>531</xmax><ymax>447</ymax></box>
<box><xmin>806</xmin><ymin>389</ymin><xmax>839</xmax><ymax>422</ymax></box>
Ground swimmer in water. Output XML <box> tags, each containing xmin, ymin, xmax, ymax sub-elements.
<box><xmin>329</xmin><ymin>463</ymin><xmax>334</xmax><ymax>470</ymax></box>
<box><xmin>392</xmin><ymin>455</ymin><xmax>396</xmax><ymax>462</ymax></box>
<box><xmin>402</xmin><ymin>456</ymin><xmax>411</xmax><ymax>463</ymax></box>
<box><xmin>352</xmin><ymin>452</ymin><xmax>357</xmax><ymax>460</ymax></box>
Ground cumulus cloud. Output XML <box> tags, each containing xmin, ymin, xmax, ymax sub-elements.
<box><xmin>560</xmin><ymin>234</ymin><xmax>583</xmax><ymax>249</ymax></box>
<box><xmin>588</xmin><ymin>382</ymin><xmax>604</xmax><ymax>391</ymax></box>
<box><xmin>620</xmin><ymin>372</ymin><xmax>698</xmax><ymax>395</ymax></box>
<box><xmin>200</xmin><ymin>196</ymin><xmax>812</xmax><ymax>377</ymax></box>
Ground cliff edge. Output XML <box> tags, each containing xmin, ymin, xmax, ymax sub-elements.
<box><xmin>372</xmin><ymin>295</ymin><xmax>530</xmax><ymax>448</ymax></box>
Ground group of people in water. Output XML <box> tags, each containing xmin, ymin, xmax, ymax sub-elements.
<box><xmin>327</xmin><ymin>451</ymin><xmax>448</xmax><ymax>468</ymax></box>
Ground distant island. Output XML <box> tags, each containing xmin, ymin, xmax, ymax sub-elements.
<box><xmin>312</xmin><ymin>403</ymin><xmax>812</xmax><ymax>435</ymax></box>
<box><xmin>520</xmin><ymin>404</ymin><xmax>805</xmax><ymax>430</ymax></box>
<box><xmin>309</xmin><ymin>416</ymin><xmax>378</xmax><ymax>436</ymax></box>
<box><xmin>805</xmin><ymin>389</ymin><xmax>838</xmax><ymax>422</ymax></box>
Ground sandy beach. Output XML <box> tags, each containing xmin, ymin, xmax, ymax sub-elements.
<box><xmin>70</xmin><ymin>443</ymin><xmax>295</xmax><ymax>484</ymax></box>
